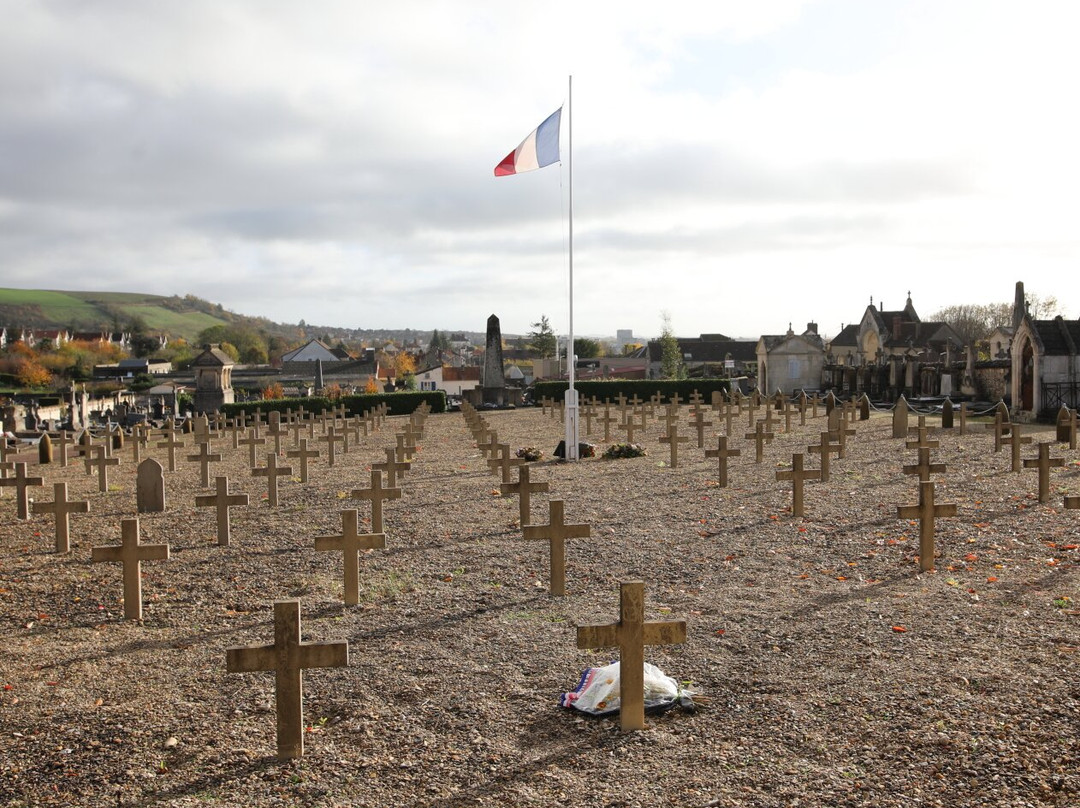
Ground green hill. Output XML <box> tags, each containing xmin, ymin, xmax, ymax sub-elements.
<box><xmin>0</xmin><ymin>288</ymin><xmax>233</xmax><ymax>342</ymax></box>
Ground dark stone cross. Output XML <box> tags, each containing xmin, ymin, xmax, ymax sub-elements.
<box><xmin>522</xmin><ymin>499</ymin><xmax>590</xmax><ymax>597</ymax></box>
<box><xmin>91</xmin><ymin>518</ymin><xmax>169</xmax><ymax>620</ymax></box>
<box><xmin>195</xmin><ymin>476</ymin><xmax>250</xmax><ymax>546</ymax></box>
<box><xmin>903</xmin><ymin>447</ymin><xmax>947</xmax><ymax>483</ymax></box>
<box><xmin>501</xmin><ymin>464</ymin><xmax>550</xmax><ymax>527</ymax></box>
<box><xmin>253</xmin><ymin>453</ymin><xmax>293</xmax><ymax>507</ymax></box>
<box><xmin>744</xmin><ymin>421</ymin><xmax>775</xmax><ymax>463</ymax></box>
<box><xmin>186</xmin><ymin>440</ymin><xmax>222</xmax><ymax>488</ymax></box>
<box><xmin>351</xmin><ymin>469</ymin><xmax>401</xmax><ymax>533</ymax></box>
<box><xmin>1023</xmin><ymin>442</ymin><xmax>1064</xmax><ymax>503</ymax></box>
<box><xmin>315</xmin><ymin>509</ymin><xmax>385</xmax><ymax>606</ymax></box>
<box><xmin>575</xmin><ymin>581</ymin><xmax>687</xmax><ymax>732</ymax></box>
<box><xmin>226</xmin><ymin>599</ymin><xmax>348</xmax><ymax>760</ymax></box>
<box><xmin>287</xmin><ymin>438</ymin><xmax>320</xmax><ymax>483</ymax></box>
<box><xmin>0</xmin><ymin>461</ymin><xmax>43</xmax><ymax>520</ymax></box>
<box><xmin>705</xmin><ymin>436</ymin><xmax>741</xmax><ymax>488</ymax></box>
<box><xmin>777</xmin><ymin>453</ymin><xmax>821</xmax><ymax>518</ymax></box>
<box><xmin>32</xmin><ymin>482</ymin><xmax>89</xmax><ymax>553</ymax></box>
<box><xmin>897</xmin><ymin>480</ymin><xmax>957</xmax><ymax>572</ymax></box>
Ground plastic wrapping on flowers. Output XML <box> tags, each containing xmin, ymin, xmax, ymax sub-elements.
<box><xmin>560</xmin><ymin>661</ymin><xmax>696</xmax><ymax>716</ymax></box>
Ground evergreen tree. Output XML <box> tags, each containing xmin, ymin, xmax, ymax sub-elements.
<box><xmin>529</xmin><ymin>315</ymin><xmax>557</xmax><ymax>358</ymax></box>
<box><xmin>659</xmin><ymin>311</ymin><xmax>686</xmax><ymax>380</ymax></box>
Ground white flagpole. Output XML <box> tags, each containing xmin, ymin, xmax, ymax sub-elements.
<box><xmin>564</xmin><ymin>74</ymin><xmax>580</xmax><ymax>461</ymax></box>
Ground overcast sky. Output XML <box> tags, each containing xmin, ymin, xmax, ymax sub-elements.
<box><xmin>2</xmin><ymin>1</ymin><xmax>1078</xmax><ymax>342</ymax></box>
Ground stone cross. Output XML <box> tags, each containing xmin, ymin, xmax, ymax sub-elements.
<box><xmin>320</xmin><ymin>426</ymin><xmax>343</xmax><ymax>467</ymax></box>
<box><xmin>576</xmin><ymin>581</ymin><xmax>687</xmax><ymax>732</ymax></box>
<box><xmin>195</xmin><ymin>476</ymin><xmax>250</xmax><ymax>546</ymax></box>
<box><xmin>32</xmin><ymin>482</ymin><xmax>89</xmax><ymax>553</ymax></box>
<box><xmin>137</xmin><ymin>457</ymin><xmax>166</xmax><ymax>513</ymax></box>
<box><xmin>315</xmin><ymin>509</ymin><xmax>385</xmax><ymax>606</ymax></box>
<box><xmin>744</xmin><ymin>421</ymin><xmax>775</xmax><ymax>463</ymax></box>
<box><xmin>88</xmin><ymin>445</ymin><xmax>120</xmax><ymax>493</ymax></box>
<box><xmin>985</xmin><ymin>412</ymin><xmax>1011</xmax><ymax>453</ymax></box>
<box><xmin>286</xmin><ymin>438</ymin><xmax>320</xmax><ymax>484</ymax></box>
<box><xmin>225</xmin><ymin>599</ymin><xmax>349</xmax><ymax>760</ymax></box>
<box><xmin>905</xmin><ymin>424</ymin><xmax>940</xmax><ymax>450</ymax></box>
<box><xmin>239</xmin><ymin>430</ymin><xmax>267</xmax><ymax>468</ymax></box>
<box><xmin>958</xmin><ymin>402</ymin><xmax>969</xmax><ymax>436</ymax></box>
<box><xmin>372</xmin><ymin>447</ymin><xmax>409</xmax><ymax>488</ymax></box>
<box><xmin>186</xmin><ymin>441</ymin><xmax>222</xmax><ymax>488</ymax></box>
<box><xmin>618</xmin><ymin>413</ymin><xmax>643</xmax><ymax>444</ymax></box>
<box><xmin>501</xmin><ymin>464</ymin><xmax>550</xmax><ymax>527</ymax></box>
<box><xmin>156</xmin><ymin>424</ymin><xmax>184</xmax><ymax>472</ymax></box>
<box><xmin>0</xmin><ymin>461</ymin><xmax>44</xmax><ymax>520</ymax></box>
<box><xmin>722</xmin><ymin>404</ymin><xmax>736</xmax><ymax>436</ymax></box>
<box><xmin>395</xmin><ymin>433</ymin><xmax>414</xmax><ymax>462</ymax></box>
<box><xmin>808</xmin><ymin>432</ymin><xmax>841</xmax><ymax>483</ymax></box>
<box><xmin>91</xmin><ymin>518</ymin><xmax>169</xmax><ymax>620</ymax></box>
<box><xmin>897</xmin><ymin>480</ymin><xmax>957</xmax><ymax>572</ymax></box>
<box><xmin>705</xmin><ymin>436</ymin><xmax>741</xmax><ymax>488</ymax></box>
<box><xmin>1023</xmin><ymin>442</ymin><xmax>1064</xmax><ymax>503</ymax></box>
<box><xmin>659</xmin><ymin>405</ymin><xmax>680</xmax><ymax>435</ymax></box>
<box><xmin>1007</xmin><ymin>425</ymin><xmax>1033</xmax><ymax>473</ymax></box>
<box><xmin>253</xmin><ymin>453</ymin><xmax>293</xmax><ymax>507</ymax></box>
<box><xmin>598</xmin><ymin>405</ymin><xmax>616</xmax><ymax>442</ymax></box>
<box><xmin>522</xmin><ymin>499</ymin><xmax>590</xmax><ymax>597</ymax></box>
<box><xmin>487</xmin><ymin>443</ymin><xmax>524</xmax><ymax>483</ymax></box>
<box><xmin>266</xmin><ymin>413</ymin><xmax>287</xmax><ymax>455</ymax></box>
<box><xmin>689</xmin><ymin>407</ymin><xmax>712</xmax><ymax>448</ymax></box>
<box><xmin>56</xmin><ymin>430</ymin><xmax>74</xmax><ymax>467</ymax></box>
<box><xmin>776</xmin><ymin>453</ymin><xmax>821</xmax><ymax>518</ymax></box>
<box><xmin>581</xmin><ymin>405</ymin><xmax>595</xmax><ymax>436</ymax></box>
<box><xmin>659</xmin><ymin>424</ymin><xmax>690</xmax><ymax>469</ymax></box>
<box><xmin>476</xmin><ymin>429</ymin><xmax>499</xmax><ymax>458</ymax></box>
<box><xmin>903</xmin><ymin>447</ymin><xmax>947</xmax><ymax>483</ymax></box>
<box><xmin>351</xmin><ymin>469</ymin><xmax>401</xmax><ymax>533</ymax></box>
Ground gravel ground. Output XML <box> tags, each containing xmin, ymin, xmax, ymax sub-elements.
<box><xmin>1</xmin><ymin>402</ymin><xmax>1078</xmax><ymax>808</ymax></box>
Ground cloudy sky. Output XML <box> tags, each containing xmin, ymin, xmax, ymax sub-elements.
<box><xmin>2</xmin><ymin>1</ymin><xmax>1078</xmax><ymax>342</ymax></box>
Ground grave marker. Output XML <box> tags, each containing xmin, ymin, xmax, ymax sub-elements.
<box><xmin>195</xmin><ymin>476</ymin><xmax>249</xmax><ymax>546</ymax></box>
<box><xmin>31</xmin><ymin>482</ymin><xmax>88</xmax><ymax>553</ymax></box>
<box><xmin>576</xmin><ymin>581</ymin><xmax>687</xmax><ymax>732</ymax></box>
<box><xmin>372</xmin><ymin>448</ymin><xmax>409</xmax><ymax>488</ymax></box>
<box><xmin>501</xmin><ymin>464</ymin><xmax>549</xmax><ymax>527</ymax></box>
<box><xmin>351</xmin><ymin>469</ymin><xmax>401</xmax><ymax>533</ymax></box>
<box><xmin>253</xmin><ymin>453</ymin><xmax>293</xmax><ymax>507</ymax></box>
<box><xmin>897</xmin><ymin>480</ymin><xmax>956</xmax><ymax>572</ymax></box>
<box><xmin>985</xmin><ymin>412</ymin><xmax>1011</xmax><ymax>453</ymax></box>
<box><xmin>186</xmin><ymin>441</ymin><xmax>222</xmax><ymax>488</ymax></box>
<box><xmin>320</xmin><ymin>426</ymin><xmax>343</xmax><ymax>467</ymax></box>
<box><xmin>487</xmin><ymin>443</ymin><xmax>524</xmax><ymax>483</ymax></box>
<box><xmin>1023</xmin><ymin>442</ymin><xmax>1064</xmax><ymax>503</ymax></box>
<box><xmin>705</xmin><ymin>436</ymin><xmax>741</xmax><ymax>488</ymax></box>
<box><xmin>659</xmin><ymin>424</ymin><xmax>690</xmax><ymax>468</ymax></box>
<box><xmin>522</xmin><ymin>499</ymin><xmax>590</xmax><ymax>597</ymax></box>
<box><xmin>0</xmin><ymin>461</ymin><xmax>43</xmax><ymax>519</ymax></box>
<box><xmin>225</xmin><ymin>599</ymin><xmax>348</xmax><ymax>760</ymax></box>
<box><xmin>892</xmin><ymin>396</ymin><xmax>909</xmax><ymax>439</ymax></box>
<box><xmin>314</xmin><ymin>510</ymin><xmax>385</xmax><ymax>606</ymax></box>
<box><xmin>88</xmin><ymin>445</ymin><xmax>120</xmax><ymax>493</ymax></box>
<box><xmin>156</xmin><ymin>427</ymin><xmax>184</xmax><ymax>472</ymax></box>
<box><xmin>744</xmin><ymin>421</ymin><xmax>775</xmax><ymax>463</ymax></box>
<box><xmin>808</xmin><ymin>432</ymin><xmax>841</xmax><ymax>483</ymax></box>
<box><xmin>137</xmin><ymin>458</ymin><xmax>166</xmax><ymax>513</ymax></box>
<box><xmin>903</xmin><ymin>447</ymin><xmax>947</xmax><ymax>483</ymax></box>
<box><xmin>776</xmin><ymin>453</ymin><xmax>821</xmax><ymax>518</ymax></box>
<box><xmin>91</xmin><ymin>518</ymin><xmax>169</xmax><ymax>620</ymax></box>
<box><xmin>1007</xmin><ymin>425</ymin><xmax>1033</xmax><ymax>473</ymax></box>
<box><xmin>287</xmin><ymin>438</ymin><xmax>320</xmax><ymax>484</ymax></box>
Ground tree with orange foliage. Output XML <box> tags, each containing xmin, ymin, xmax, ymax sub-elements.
<box><xmin>393</xmin><ymin>352</ymin><xmax>417</xmax><ymax>378</ymax></box>
<box><xmin>16</xmin><ymin>360</ymin><xmax>53</xmax><ymax>389</ymax></box>
<box><xmin>364</xmin><ymin>377</ymin><xmax>380</xmax><ymax>394</ymax></box>
<box><xmin>261</xmin><ymin>382</ymin><xmax>284</xmax><ymax>400</ymax></box>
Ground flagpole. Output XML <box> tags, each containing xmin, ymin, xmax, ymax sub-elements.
<box><xmin>564</xmin><ymin>74</ymin><xmax>580</xmax><ymax>461</ymax></box>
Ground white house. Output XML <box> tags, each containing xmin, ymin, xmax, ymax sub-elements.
<box><xmin>415</xmin><ymin>365</ymin><xmax>482</xmax><ymax>396</ymax></box>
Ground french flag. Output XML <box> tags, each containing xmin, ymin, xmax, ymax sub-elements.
<box><xmin>494</xmin><ymin>108</ymin><xmax>562</xmax><ymax>176</ymax></box>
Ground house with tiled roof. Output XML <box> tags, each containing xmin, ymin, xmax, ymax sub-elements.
<box><xmin>415</xmin><ymin>364</ymin><xmax>482</xmax><ymax>396</ymax></box>
<box><xmin>756</xmin><ymin>323</ymin><xmax>826</xmax><ymax>395</ymax></box>
<box><xmin>646</xmin><ymin>334</ymin><xmax>758</xmax><ymax>378</ymax></box>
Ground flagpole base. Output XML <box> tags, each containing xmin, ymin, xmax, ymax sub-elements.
<box><xmin>564</xmin><ymin>389</ymin><xmax>580</xmax><ymax>461</ymax></box>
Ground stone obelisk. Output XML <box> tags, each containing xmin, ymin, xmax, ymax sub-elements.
<box><xmin>482</xmin><ymin>314</ymin><xmax>506</xmax><ymax>406</ymax></box>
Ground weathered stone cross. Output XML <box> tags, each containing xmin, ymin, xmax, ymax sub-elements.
<box><xmin>253</xmin><ymin>453</ymin><xmax>293</xmax><ymax>506</ymax></box>
<box><xmin>776</xmin><ymin>453</ymin><xmax>821</xmax><ymax>518</ymax></box>
<box><xmin>744</xmin><ymin>421</ymin><xmax>775</xmax><ymax>463</ymax></box>
<box><xmin>501</xmin><ymin>464</ymin><xmax>549</xmax><ymax>527</ymax></box>
<box><xmin>705</xmin><ymin>436</ymin><xmax>741</xmax><ymax>488</ymax></box>
<box><xmin>315</xmin><ymin>509</ymin><xmax>385</xmax><ymax>606</ymax></box>
<box><xmin>351</xmin><ymin>469</ymin><xmax>401</xmax><ymax>533</ymax></box>
<box><xmin>91</xmin><ymin>518</ymin><xmax>169</xmax><ymax>620</ymax></box>
<box><xmin>575</xmin><ymin>581</ymin><xmax>687</xmax><ymax>732</ymax></box>
<box><xmin>226</xmin><ymin>599</ymin><xmax>349</xmax><ymax>760</ymax></box>
<box><xmin>195</xmin><ymin>476</ymin><xmax>250</xmax><ymax>546</ymax></box>
<box><xmin>523</xmin><ymin>499</ymin><xmax>590</xmax><ymax>597</ymax></box>
<box><xmin>0</xmin><ymin>461</ymin><xmax>43</xmax><ymax>519</ymax></box>
<box><xmin>32</xmin><ymin>482</ymin><xmax>89</xmax><ymax>553</ymax></box>
<box><xmin>286</xmin><ymin>438</ymin><xmax>320</xmax><ymax>483</ymax></box>
<box><xmin>1023</xmin><ymin>442</ymin><xmax>1064</xmax><ymax>503</ymax></box>
<box><xmin>186</xmin><ymin>440</ymin><xmax>222</xmax><ymax>488</ymax></box>
<box><xmin>897</xmin><ymin>480</ymin><xmax>957</xmax><ymax>572</ymax></box>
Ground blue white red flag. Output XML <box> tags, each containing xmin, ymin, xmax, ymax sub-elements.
<box><xmin>494</xmin><ymin>108</ymin><xmax>562</xmax><ymax>176</ymax></box>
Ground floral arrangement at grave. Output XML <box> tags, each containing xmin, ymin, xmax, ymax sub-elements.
<box><xmin>515</xmin><ymin>446</ymin><xmax>543</xmax><ymax>462</ymax></box>
<box><xmin>578</xmin><ymin>442</ymin><xmax>597</xmax><ymax>458</ymax></box>
<box><xmin>602</xmin><ymin>443</ymin><xmax>647</xmax><ymax>460</ymax></box>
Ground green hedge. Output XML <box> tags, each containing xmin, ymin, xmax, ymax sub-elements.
<box><xmin>221</xmin><ymin>390</ymin><xmax>445</xmax><ymax>419</ymax></box>
<box><xmin>533</xmin><ymin>378</ymin><xmax>731</xmax><ymax>405</ymax></box>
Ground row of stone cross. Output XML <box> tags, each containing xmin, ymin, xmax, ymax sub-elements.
<box><xmin>461</xmin><ymin>400</ymin><xmax>686</xmax><ymax>734</ymax></box>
